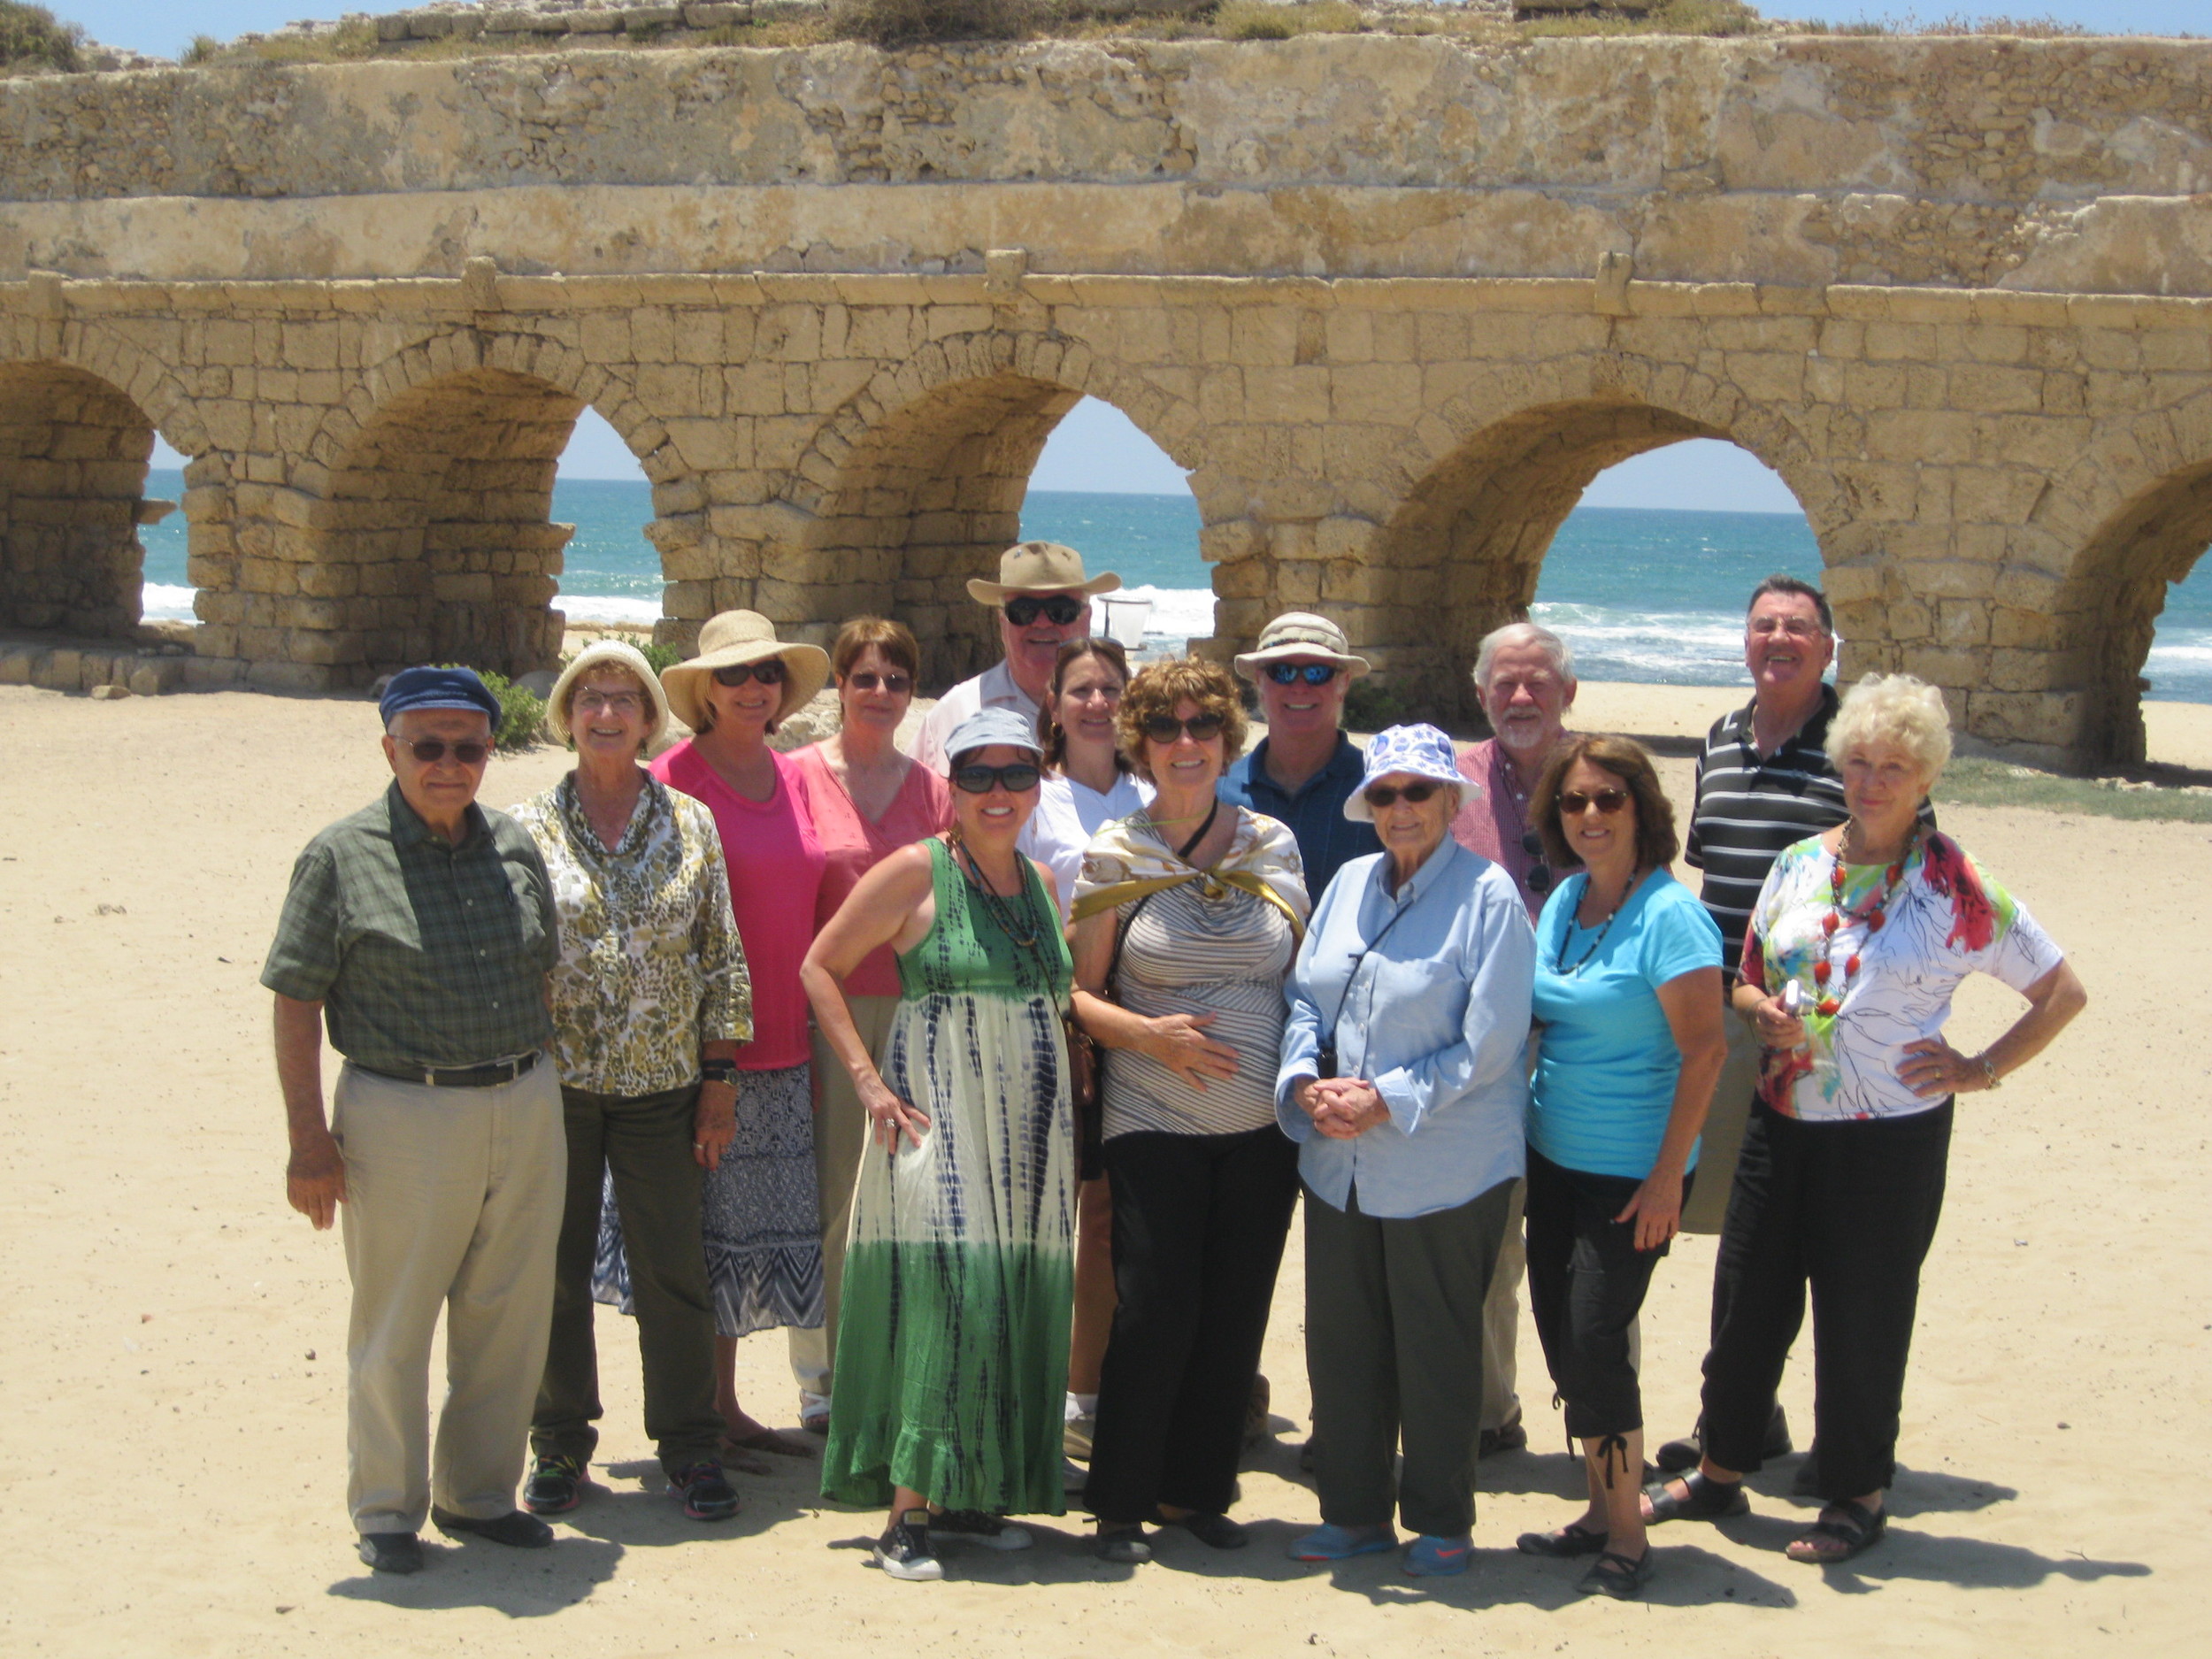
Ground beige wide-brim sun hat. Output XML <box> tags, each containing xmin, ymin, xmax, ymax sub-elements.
<box><xmin>659</xmin><ymin>610</ymin><xmax>832</xmax><ymax>733</ymax></box>
<box><xmin>547</xmin><ymin>638</ymin><xmax>671</xmax><ymax>749</ymax></box>
<box><xmin>966</xmin><ymin>541</ymin><xmax>1122</xmax><ymax>604</ymax></box>
<box><xmin>1233</xmin><ymin>611</ymin><xmax>1372</xmax><ymax>680</ymax></box>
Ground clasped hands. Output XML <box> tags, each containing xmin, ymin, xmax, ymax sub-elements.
<box><xmin>1294</xmin><ymin>1075</ymin><xmax>1390</xmax><ymax>1141</ymax></box>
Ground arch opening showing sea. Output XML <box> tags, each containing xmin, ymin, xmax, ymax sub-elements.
<box><xmin>134</xmin><ymin>473</ymin><xmax>2212</xmax><ymax>703</ymax></box>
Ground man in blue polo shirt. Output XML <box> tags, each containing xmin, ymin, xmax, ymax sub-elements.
<box><xmin>1218</xmin><ymin>612</ymin><xmax>1380</xmax><ymax>904</ymax></box>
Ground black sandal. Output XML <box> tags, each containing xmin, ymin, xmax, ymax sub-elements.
<box><xmin>1641</xmin><ymin>1470</ymin><xmax>1748</xmax><ymax>1524</ymax></box>
<box><xmin>1516</xmin><ymin>1521</ymin><xmax>1608</xmax><ymax>1558</ymax></box>
<box><xmin>1577</xmin><ymin>1547</ymin><xmax>1655</xmax><ymax>1600</ymax></box>
<box><xmin>1786</xmin><ymin>1499</ymin><xmax>1886</xmax><ymax>1564</ymax></box>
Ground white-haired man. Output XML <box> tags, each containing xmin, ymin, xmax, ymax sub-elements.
<box><xmin>1448</xmin><ymin>620</ymin><xmax>1577</xmax><ymax>1458</ymax></box>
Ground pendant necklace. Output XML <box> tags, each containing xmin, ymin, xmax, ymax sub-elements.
<box><xmin>1555</xmin><ymin>870</ymin><xmax>1638</xmax><ymax>977</ymax></box>
<box><xmin>954</xmin><ymin>833</ymin><xmax>1043</xmax><ymax>954</ymax></box>
<box><xmin>1814</xmin><ymin>831</ymin><xmax>1916</xmax><ymax>1017</ymax></box>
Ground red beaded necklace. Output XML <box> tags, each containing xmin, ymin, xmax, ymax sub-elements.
<box><xmin>1813</xmin><ymin>832</ymin><xmax>1916</xmax><ymax>1018</ymax></box>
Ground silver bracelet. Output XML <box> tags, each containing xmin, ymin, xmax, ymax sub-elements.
<box><xmin>1974</xmin><ymin>1052</ymin><xmax>2001</xmax><ymax>1091</ymax></box>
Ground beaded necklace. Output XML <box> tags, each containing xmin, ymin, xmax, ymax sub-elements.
<box><xmin>1554</xmin><ymin>869</ymin><xmax>1641</xmax><ymax>977</ymax></box>
<box><xmin>950</xmin><ymin>832</ymin><xmax>1048</xmax><ymax>970</ymax></box>
<box><xmin>1812</xmin><ymin>832</ymin><xmax>1916</xmax><ymax>1017</ymax></box>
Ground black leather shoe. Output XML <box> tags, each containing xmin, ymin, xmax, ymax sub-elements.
<box><xmin>1655</xmin><ymin>1406</ymin><xmax>1793</xmax><ymax>1474</ymax></box>
<box><xmin>1792</xmin><ymin>1448</ymin><xmax>1824</xmax><ymax>1497</ymax></box>
<box><xmin>1479</xmin><ymin>1417</ymin><xmax>1528</xmax><ymax>1458</ymax></box>
<box><xmin>432</xmin><ymin>1507</ymin><xmax>555</xmax><ymax>1548</ymax></box>
<box><xmin>357</xmin><ymin>1532</ymin><xmax>423</xmax><ymax>1574</ymax></box>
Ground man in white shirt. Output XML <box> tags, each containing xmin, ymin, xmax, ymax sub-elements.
<box><xmin>914</xmin><ymin>541</ymin><xmax>1119</xmax><ymax>775</ymax></box>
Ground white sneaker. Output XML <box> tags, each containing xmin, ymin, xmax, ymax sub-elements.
<box><xmin>933</xmin><ymin>1509</ymin><xmax>1034</xmax><ymax>1551</ymax></box>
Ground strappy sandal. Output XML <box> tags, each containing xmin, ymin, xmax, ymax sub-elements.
<box><xmin>1516</xmin><ymin>1521</ymin><xmax>1609</xmax><ymax>1558</ymax></box>
<box><xmin>1641</xmin><ymin>1470</ymin><xmax>1748</xmax><ymax>1524</ymax></box>
<box><xmin>1577</xmin><ymin>1547</ymin><xmax>1655</xmax><ymax>1600</ymax></box>
<box><xmin>1786</xmin><ymin>1499</ymin><xmax>1886</xmax><ymax>1564</ymax></box>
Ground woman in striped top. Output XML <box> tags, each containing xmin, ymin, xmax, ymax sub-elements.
<box><xmin>1069</xmin><ymin>657</ymin><xmax>1310</xmax><ymax>1563</ymax></box>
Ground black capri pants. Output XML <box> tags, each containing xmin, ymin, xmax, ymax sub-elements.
<box><xmin>1525</xmin><ymin>1145</ymin><xmax>1693</xmax><ymax>1443</ymax></box>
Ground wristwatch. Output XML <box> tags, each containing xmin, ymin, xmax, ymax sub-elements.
<box><xmin>701</xmin><ymin>1058</ymin><xmax>739</xmax><ymax>1086</ymax></box>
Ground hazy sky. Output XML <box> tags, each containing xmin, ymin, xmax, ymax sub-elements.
<box><xmin>54</xmin><ymin>0</ymin><xmax>2205</xmax><ymax>58</ymax></box>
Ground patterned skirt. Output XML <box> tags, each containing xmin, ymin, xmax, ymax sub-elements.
<box><xmin>819</xmin><ymin>991</ymin><xmax>1075</xmax><ymax>1516</ymax></box>
<box><xmin>595</xmin><ymin>1061</ymin><xmax>825</xmax><ymax>1340</ymax></box>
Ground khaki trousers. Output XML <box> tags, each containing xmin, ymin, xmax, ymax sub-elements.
<box><xmin>1683</xmin><ymin>1007</ymin><xmax>1762</xmax><ymax>1236</ymax></box>
<box><xmin>334</xmin><ymin>1059</ymin><xmax>565</xmax><ymax>1535</ymax></box>
<box><xmin>1478</xmin><ymin>1179</ymin><xmax>1525</xmax><ymax>1432</ymax></box>
<box><xmin>788</xmin><ymin>995</ymin><xmax>898</xmax><ymax>1400</ymax></box>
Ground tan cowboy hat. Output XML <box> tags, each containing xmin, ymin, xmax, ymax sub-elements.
<box><xmin>965</xmin><ymin>541</ymin><xmax>1121</xmax><ymax>605</ymax></box>
<box><xmin>547</xmin><ymin>638</ymin><xmax>670</xmax><ymax>748</ymax></box>
<box><xmin>1232</xmin><ymin>611</ymin><xmax>1372</xmax><ymax>680</ymax></box>
<box><xmin>659</xmin><ymin>610</ymin><xmax>832</xmax><ymax>732</ymax></box>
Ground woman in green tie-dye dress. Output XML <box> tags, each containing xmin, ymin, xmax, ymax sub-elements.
<box><xmin>799</xmin><ymin>710</ymin><xmax>1075</xmax><ymax>1582</ymax></box>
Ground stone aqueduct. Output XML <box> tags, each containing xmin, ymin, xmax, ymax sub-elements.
<box><xmin>5</xmin><ymin>34</ymin><xmax>2212</xmax><ymax>768</ymax></box>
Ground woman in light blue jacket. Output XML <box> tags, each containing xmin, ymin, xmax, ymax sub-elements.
<box><xmin>1275</xmin><ymin>724</ymin><xmax>1534</xmax><ymax>1578</ymax></box>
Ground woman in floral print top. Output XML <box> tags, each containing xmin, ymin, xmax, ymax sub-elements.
<box><xmin>506</xmin><ymin>640</ymin><xmax>753</xmax><ymax>1525</ymax></box>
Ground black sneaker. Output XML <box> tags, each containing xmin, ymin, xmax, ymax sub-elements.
<box><xmin>933</xmin><ymin>1509</ymin><xmax>1033</xmax><ymax>1551</ymax></box>
<box><xmin>523</xmin><ymin>1454</ymin><xmax>585</xmax><ymax>1515</ymax></box>
<box><xmin>873</xmin><ymin>1509</ymin><xmax>943</xmax><ymax>1581</ymax></box>
<box><xmin>672</xmin><ymin>1461</ymin><xmax>741</xmax><ymax>1522</ymax></box>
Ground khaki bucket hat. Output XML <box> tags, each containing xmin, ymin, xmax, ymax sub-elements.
<box><xmin>547</xmin><ymin>638</ymin><xmax>671</xmax><ymax>748</ymax></box>
<box><xmin>1232</xmin><ymin>611</ymin><xmax>1372</xmax><ymax>680</ymax></box>
<box><xmin>659</xmin><ymin>611</ymin><xmax>832</xmax><ymax>732</ymax></box>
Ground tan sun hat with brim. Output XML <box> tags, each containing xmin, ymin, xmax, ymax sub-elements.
<box><xmin>547</xmin><ymin>638</ymin><xmax>671</xmax><ymax>749</ymax></box>
<box><xmin>1233</xmin><ymin>611</ymin><xmax>1372</xmax><ymax>680</ymax></box>
<box><xmin>659</xmin><ymin>610</ymin><xmax>832</xmax><ymax>733</ymax></box>
<box><xmin>965</xmin><ymin>541</ymin><xmax>1122</xmax><ymax>605</ymax></box>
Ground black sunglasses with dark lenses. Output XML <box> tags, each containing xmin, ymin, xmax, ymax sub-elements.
<box><xmin>1363</xmin><ymin>780</ymin><xmax>1442</xmax><ymax>810</ymax></box>
<box><xmin>1141</xmin><ymin>712</ymin><xmax>1227</xmax><ymax>746</ymax></box>
<box><xmin>404</xmin><ymin>739</ymin><xmax>489</xmax><ymax>766</ymax></box>
<box><xmin>950</xmin><ymin>762</ymin><xmax>1043</xmax><ymax>795</ymax></box>
<box><xmin>1558</xmin><ymin>787</ymin><xmax>1631</xmax><ymax>817</ymax></box>
<box><xmin>711</xmin><ymin>659</ymin><xmax>788</xmax><ymax>688</ymax></box>
<box><xmin>1264</xmin><ymin>661</ymin><xmax>1340</xmax><ymax>687</ymax></box>
<box><xmin>1003</xmin><ymin>594</ymin><xmax>1087</xmax><ymax>628</ymax></box>
<box><xmin>845</xmin><ymin>671</ymin><xmax>911</xmax><ymax>694</ymax></box>
<box><xmin>1520</xmin><ymin>829</ymin><xmax>1555</xmax><ymax>895</ymax></box>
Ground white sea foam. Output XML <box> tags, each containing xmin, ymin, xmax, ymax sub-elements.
<box><xmin>142</xmin><ymin>582</ymin><xmax>196</xmax><ymax>621</ymax></box>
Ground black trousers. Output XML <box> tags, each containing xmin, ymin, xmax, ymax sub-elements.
<box><xmin>1304</xmin><ymin>1177</ymin><xmax>1516</xmax><ymax>1538</ymax></box>
<box><xmin>1700</xmin><ymin>1098</ymin><xmax>1953</xmax><ymax>1502</ymax></box>
<box><xmin>1525</xmin><ymin>1147</ymin><xmax>1691</xmax><ymax>1442</ymax></box>
<box><xmin>1083</xmin><ymin>1125</ymin><xmax>1301</xmax><ymax>1525</ymax></box>
<box><xmin>534</xmin><ymin>1083</ymin><xmax>724</xmax><ymax>1476</ymax></box>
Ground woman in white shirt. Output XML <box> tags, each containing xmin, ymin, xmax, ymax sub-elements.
<box><xmin>1017</xmin><ymin>636</ymin><xmax>1151</xmax><ymax>1469</ymax></box>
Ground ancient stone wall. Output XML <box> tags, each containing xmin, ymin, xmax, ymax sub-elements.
<box><xmin>4</xmin><ymin>35</ymin><xmax>2212</xmax><ymax>769</ymax></box>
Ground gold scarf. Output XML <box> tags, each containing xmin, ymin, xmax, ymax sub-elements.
<box><xmin>1071</xmin><ymin>807</ymin><xmax>1311</xmax><ymax>941</ymax></box>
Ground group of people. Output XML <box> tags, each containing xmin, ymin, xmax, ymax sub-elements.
<box><xmin>267</xmin><ymin>542</ymin><xmax>2085</xmax><ymax>1598</ymax></box>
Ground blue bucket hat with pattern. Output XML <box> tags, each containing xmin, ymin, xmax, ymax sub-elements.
<box><xmin>1344</xmin><ymin>723</ymin><xmax>1468</xmax><ymax>821</ymax></box>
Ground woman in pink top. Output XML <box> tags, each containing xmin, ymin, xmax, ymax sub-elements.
<box><xmin>787</xmin><ymin>617</ymin><xmax>951</xmax><ymax>1431</ymax></box>
<box><xmin>595</xmin><ymin>611</ymin><xmax>832</xmax><ymax>1463</ymax></box>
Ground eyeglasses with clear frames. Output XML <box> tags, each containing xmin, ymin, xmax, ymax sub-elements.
<box><xmin>1747</xmin><ymin>616</ymin><xmax>1828</xmax><ymax>640</ymax></box>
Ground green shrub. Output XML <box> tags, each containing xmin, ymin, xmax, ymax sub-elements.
<box><xmin>829</xmin><ymin>0</ymin><xmax>1051</xmax><ymax>46</ymax></box>
<box><xmin>180</xmin><ymin>35</ymin><xmax>220</xmax><ymax>64</ymax></box>
<box><xmin>1342</xmin><ymin>677</ymin><xmax>1411</xmax><ymax>733</ymax></box>
<box><xmin>435</xmin><ymin>664</ymin><xmax>546</xmax><ymax>751</ymax></box>
<box><xmin>1216</xmin><ymin>0</ymin><xmax>1363</xmax><ymax>41</ymax></box>
<box><xmin>0</xmin><ymin>2</ymin><xmax>81</xmax><ymax>72</ymax></box>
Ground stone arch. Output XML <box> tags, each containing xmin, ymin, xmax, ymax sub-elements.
<box><xmin>0</xmin><ymin>322</ymin><xmax>210</xmax><ymax>641</ymax></box>
<box><xmin>1369</xmin><ymin>367</ymin><xmax>1837</xmax><ymax>719</ymax></box>
<box><xmin>299</xmin><ymin>334</ymin><xmax>666</xmax><ymax>680</ymax></box>
<box><xmin>773</xmin><ymin>332</ymin><xmax>1209</xmax><ymax>687</ymax></box>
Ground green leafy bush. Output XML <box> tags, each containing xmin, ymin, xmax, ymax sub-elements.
<box><xmin>0</xmin><ymin>2</ymin><xmax>81</xmax><ymax>73</ymax></box>
<box><xmin>829</xmin><ymin>0</ymin><xmax>1050</xmax><ymax>45</ymax></box>
<box><xmin>434</xmin><ymin>664</ymin><xmax>546</xmax><ymax>750</ymax></box>
<box><xmin>1342</xmin><ymin>678</ymin><xmax>1411</xmax><ymax>733</ymax></box>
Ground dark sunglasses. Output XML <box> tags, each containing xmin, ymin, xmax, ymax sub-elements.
<box><xmin>1141</xmin><ymin>712</ymin><xmax>1226</xmax><ymax>746</ymax></box>
<box><xmin>1264</xmin><ymin>661</ymin><xmax>1340</xmax><ymax>687</ymax></box>
<box><xmin>1520</xmin><ymin>829</ymin><xmax>1555</xmax><ymax>895</ymax></box>
<box><xmin>845</xmin><ymin>670</ymin><xmax>911</xmax><ymax>694</ymax></box>
<box><xmin>403</xmin><ymin>738</ymin><xmax>489</xmax><ymax>766</ymax></box>
<box><xmin>1004</xmin><ymin>594</ymin><xmax>1087</xmax><ymax>627</ymax></box>
<box><xmin>1363</xmin><ymin>780</ymin><xmax>1442</xmax><ymax>810</ymax></box>
<box><xmin>712</xmin><ymin>659</ymin><xmax>787</xmax><ymax>687</ymax></box>
<box><xmin>951</xmin><ymin>762</ymin><xmax>1042</xmax><ymax>795</ymax></box>
<box><xmin>1558</xmin><ymin>787</ymin><xmax>1631</xmax><ymax>816</ymax></box>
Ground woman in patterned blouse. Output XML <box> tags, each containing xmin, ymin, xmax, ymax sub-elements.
<box><xmin>508</xmin><ymin>639</ymin><xmax>754</xmax><ymax>1525</ymax></box>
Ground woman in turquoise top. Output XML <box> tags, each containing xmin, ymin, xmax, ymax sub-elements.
<box><xmin>1516</xmin><ymin>734</ymin><xmax>1724</xmax><ymax>1601</ymax></box>
<box><xmin>799</xmin><ymin>709</ymin><xmax>1075</xmax><ymax>1585</ymax></box>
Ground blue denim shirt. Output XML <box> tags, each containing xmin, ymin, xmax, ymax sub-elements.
<box><xmin>1218</xmin><ymin>733</ymin><xmax>1379</xmax><ymax>907</ymax></box>
<box><xmin>1276</xmin><ymin>839</ymin><xmax>1534</xmax><ymax>1218</ymax></box>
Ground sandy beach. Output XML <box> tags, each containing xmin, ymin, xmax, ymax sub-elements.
<box><xmin>2</xmin><ymin>677</ymin><xmax>2207</xmax><ymax>1657</ymax></box>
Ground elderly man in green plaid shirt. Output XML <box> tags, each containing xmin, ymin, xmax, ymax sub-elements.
<box><xmin>263</xmin><ymin>667</ymin><xmax>565</xmax><ymax>1577</ymax></box>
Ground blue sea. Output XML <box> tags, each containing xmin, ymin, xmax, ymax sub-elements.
<box><xmin>135</xmin><ymin>472</ymin><xmax>2212</xmax><ymax>702</ymax></box>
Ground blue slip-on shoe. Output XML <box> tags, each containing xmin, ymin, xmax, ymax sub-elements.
<box><xmin>1287</xmin><ymin>1522</ymin><xmax>1397</xmax><ymax>1562</ymax></box>
<box><xmin>1403</xmin><ymin>1533</ymin><xmax>1473</xmax><ymax>1577</ymax></box>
